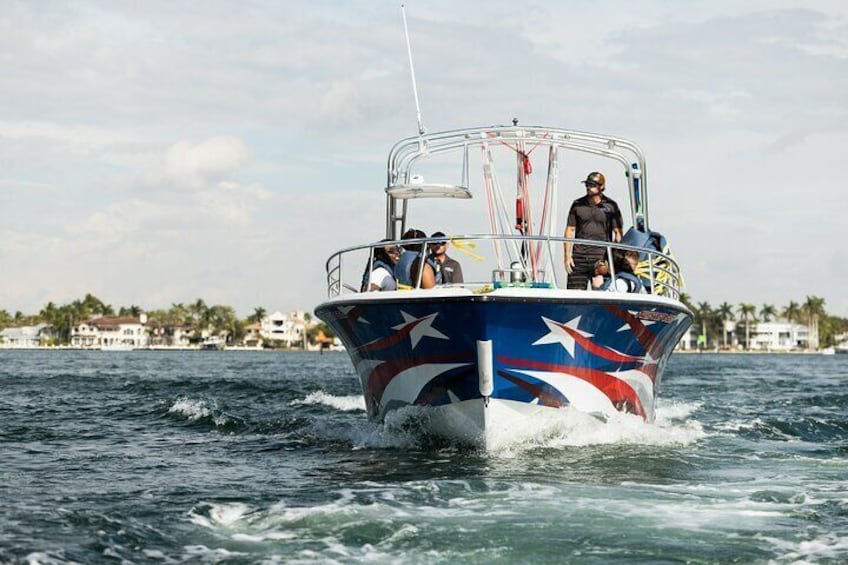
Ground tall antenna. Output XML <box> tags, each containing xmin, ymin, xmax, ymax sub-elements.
<box><xmin>401</xmin><ymin>4</ymin><xmax>426</xmax><ymax>140</ymax></box>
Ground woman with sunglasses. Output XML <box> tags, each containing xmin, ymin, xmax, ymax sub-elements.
<box><xmin>360</xmin><ymin>240</ymin><xmax>401</xmax><ymax>292</ymax></box>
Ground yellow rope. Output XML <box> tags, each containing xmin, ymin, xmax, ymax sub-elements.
<box><xmin>450</xmin><ymin>238</ymin><xmax>485</xmax><ymax>262</ymax></box>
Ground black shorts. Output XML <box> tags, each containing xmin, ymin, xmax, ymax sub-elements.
<box><xmin>567</xmin><ymin>252</ymin><xmax>604</xmax><ymax>290</ymax></box>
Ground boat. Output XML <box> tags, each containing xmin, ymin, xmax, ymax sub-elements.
<box><xmin>200</xmin><ymin>336</ymin><xmax>225</xmax><ymax>351</ymax></box>
<box><xmin>821</xmin><ymin>347</ymin><xmax>836</xmax><ymax>355</ymax></box>
<box><xmin>100</xmin><ymin>342</ymin><xmax>134</xmax><ymax>352</ymax></box>
<box><xmin>315</xmin><ymin>124</ymin><xmax>693</xmax><ymax>448</ymax></box>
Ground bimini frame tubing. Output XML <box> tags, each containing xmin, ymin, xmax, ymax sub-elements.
<box><xmin>383</xmin><ymin>125</ymin><xmax>650</xmax><ymax>241</ymax></box>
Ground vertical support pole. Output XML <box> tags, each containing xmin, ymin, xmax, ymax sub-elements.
<box><xmin>477</xmin><ymin>340</ymin><xmax>493</xmax><ymax>406</ymax></box>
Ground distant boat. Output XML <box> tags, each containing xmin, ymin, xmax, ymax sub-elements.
<box><xmin>200</xmin><ymin>336</ymin><xmax>225</xmax><ymax>351</ymax></box>
<box><xmin>100</xmin><ymin>343</ymin><xmax>134</xmax><ymax>352</ymax></box>
<box><xmin>821</xmin><ymin>347</ymin><xmax>836</xmax><ymax>356</ymax></box>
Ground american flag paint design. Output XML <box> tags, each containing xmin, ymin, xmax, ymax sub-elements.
<box><xmin>317</xmin><ymin>298</ymin><xmax>691</xmax><ymax>423</ymax></box>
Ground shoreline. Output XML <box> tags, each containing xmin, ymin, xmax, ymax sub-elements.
<box><xmin>0</xmin><ymin>345</ymin><xmax>344</xmax><ymax>352</ymax></box>
<box><xmin>0</xmin><ymin>346</ymin><xmax>837</xmax><ymax>355</ymax></box>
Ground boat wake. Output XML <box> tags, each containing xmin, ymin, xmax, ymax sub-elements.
<box><xmin>290</xmin><ymin>391</ymin><xmax>365</xmax><ymax>412</ymax></box>
<box><xmin>166</xmin><ymin>396</ymin><xmax>244</xmax><ymax>430</ymax></box>
<box><xmin>304</xmin><ymin>398</ymin><xmax>706</xmax><ymax>452</ymax></box>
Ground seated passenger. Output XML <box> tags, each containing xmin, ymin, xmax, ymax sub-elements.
<box><xmin>393</xmin><ymin>228</ymin><xmax>426</xmax><ymax>286</ymax></box>
<box><xmin>409</xmin><ymin>252</ymin><xmax>443</xmax><ymax>289</ymax></box>
<box><xmin>591</xmin><ymin>250</ymin><xmax>643</xmax><ymax>293</ymax></box>
<box><xmin>360</xmin><ymin>241</ymin><xmax>400</xmax><ymax>292</ymax></box>
<box><xmin>428</xmin><ymin>231</ymin><xmax>464</xmax><ymax>284</ymax></box>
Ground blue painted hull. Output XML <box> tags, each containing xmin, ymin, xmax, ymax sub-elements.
<box><xmin>315</xmin><ymin>291</ymin><xmax>692</xmax><ymax>443</ymax></box>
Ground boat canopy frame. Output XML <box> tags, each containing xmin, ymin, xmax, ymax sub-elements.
<box><xmin>384</xmin><ymin>124</ymin><xmax>650</xmax><ymax>240</ymax></box>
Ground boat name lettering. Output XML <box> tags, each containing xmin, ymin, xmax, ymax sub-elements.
<box><xmin>636</xmin><ymin>311</ymin><xmax>676</xmax><ymax>323</ymax></box>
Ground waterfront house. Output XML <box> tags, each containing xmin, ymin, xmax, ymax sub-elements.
<box><xmin>748</xmin><ymin>321</ymin><xmax>809</xmax><ymax>351</ymax></box>
<box><xmin>242</xmin><ymin>322</ymin><xmax>263</xmax><ymax>348</ymax></box>
<box><xmin>0</xmin><ymin>324</ymin><xmax>53</xmax><ymax>348</ymax></box>
<box><xmin>260</xmin><ymin>310</ymin><xmax>309</xmax><ymax>348</ymax></box>
<box><xmin>146</xmin><ymin>321</ymin><xmax>193</xmax><ymax>348</ymax></box>
<box><xmin>72</xmin><ymin>316</ymin><xmax>149</xmax><ymax>349</ymax></box>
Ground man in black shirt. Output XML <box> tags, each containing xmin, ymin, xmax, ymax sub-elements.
<box><xmin>564</xmin><ymin>172</ymin><xmax>623</xmax><ymax>290</ymax></box>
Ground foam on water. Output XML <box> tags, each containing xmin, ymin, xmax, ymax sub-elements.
<box><xmin>761</xmin><ymin>532</ymin><xmax>848</xmax><ymax>564</ymax></box>
<box><xmin>183</xmin><ymin>474</ymin><xmax>819</xmax><ymax>563</ymax></box>
<box><xmin>308</xmin><ymin>416</ymin><xmax>422</xmax><ymax>449</ymax></box>
<box><xmin>167</xmin><ymin>396</ymin><xmax>240</xmax><ymax>428</ymax></box>
<box><xmin>321</xmin><ymin>399</ymin><xmax>708</xmax><ymax>452</ymax></box>
<box><xmin>168</xmin><ymin>397</ymin><xmax>213</xmax><ymax>421</ymax></box>
<box><xmin>290</xmin><ymin>391</ymin><xmax>365</xmax><ymax>412</ymax></box>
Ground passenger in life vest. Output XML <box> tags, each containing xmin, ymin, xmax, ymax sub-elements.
<box><xmin>360</xmin><ymin>240</ymin><xmax>401</xmax><ymax>292</ymax></box>
<box><xmin>393</xmin><ymin>228</ymin><xmax>426</xmax><ymax>286</ymax></box>
<box><xmin>427</xmin><ymin>231</ymin><xmax>464</xmax><ymax>284</ymax></box>
<box><xmin>409</xmin><ymin>243</ymin><xmax>444</xmax><ymax>289</ymax></box>
<box><xmin>591</xmin><ymin>249</ymin><xmax>643</xmax><ymax>293</ymax></box>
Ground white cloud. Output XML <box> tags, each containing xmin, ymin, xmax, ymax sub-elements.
<box><xmin>142</xmin><ymin>136</ymin><xmax>250</xmax><ymax>192</ymax></box>
<box><xmin>1</xmin><ymin>1</ymin><xmax>847</xmax><ymax>318</ymax></box>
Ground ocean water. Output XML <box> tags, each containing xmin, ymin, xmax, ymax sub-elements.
<box><xmin>0</xmin><ymin>350</ymin><xmax>846</xmax><ymax>564</ymax></box>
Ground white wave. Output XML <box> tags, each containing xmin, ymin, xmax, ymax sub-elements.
<box><xmin>188</xmin><ymin>502</ymin><xmax>252</xmax><ymax>528</ymax></box>
<box><xmin>291</xmin><ymin>391</ymin><xmax>365</xmax><ymax>412</ymax></box>
<box><xmin>712</xmin><ymin>417</ymin><xmax>795</xmax><ymax>439</ymax></box>
<box><xmin>303</xmin><ymin>400</ymin><xmax>707</xmax><ymax>451</ymax></box>
<box><xmin>25</xmin><ymin>553</ymin><xmax>64</xmax><ymax>565</ymax></box>
<box><xmin>772</xmin><ymin>533</ymin><xmax>848</xmax><ymax>563</ymax></box>
<box><xmin>167</xmin><ymin>397</ymin><xmax>235</xmax><ymax>427</ymax></box>
<box><xmin>308</xmin><ymin>416</ymin><xmax>422</xmax><ymax>449</ymax></box>
<box><xmin>169</xmin><ymin>397</ymin><xmax>212</xmax><ymax>421</ymax></box>
<box><xmin>486</xmin><ymin>408</ymin><xmax>707</xmax><ymax>453</ymax></box>
<box><xmin>181</xmin><ymin>545</ymin><xmax>248</xmax><ymax>560</ymax></box>
<box><xmin>655</xmin><ymin>399</ymin><xmax>702</xmax><ymax>422</ymax></box>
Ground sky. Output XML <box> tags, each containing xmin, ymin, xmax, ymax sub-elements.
<box><xmin>1</xmin><ymin>0</ymin><xmax>847</xmax><ymax>318</ymax></box>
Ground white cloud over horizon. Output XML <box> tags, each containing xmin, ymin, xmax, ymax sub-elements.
<box><xmin>1</xmin><ymin>1</ymin><xmax>847</xmax><ymax>318</ymax></box>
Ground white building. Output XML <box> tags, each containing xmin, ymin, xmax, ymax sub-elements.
<box><xmin>0</xmin><ymin>324</ymin><xmax>52</xmax><ymax>348</ymax></box>
<box><xmin>260</xmin><ymin>310</ymin><xmax>309</xmax><ymax>347</ymax></box>
<box><xmin>748</xmin><ymin>321</ymin><xmax>809</xmax><ymax>351</ymax></box>
<box><xmin>147</xmin><ymin>323</ymin><xmax>193</xmax><ymax>348</ymax></box>
<box><xmin>72</xmin><ymin>316</ymin><xmax>149</xmax><ymax>349</ymax></box>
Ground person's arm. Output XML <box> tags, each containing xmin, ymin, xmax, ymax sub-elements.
<box><xmin>612</xmin><ymin>202</ymin><xmax>624</xmax><ymax>242</ymax></box>
<box><xmin>612</xmin><ymin>227</ymin><xmax>623</xmax><ymax>243</ymax></box>
<box><xmin>367</xmin><ymin>267</ymin><xmax>390</xmax><ymax>291</ymax></box>
<box><xmin>420</xmin><ymin>263</ymin><xmax>436</xmax><ymax>289</ymax></box>
<box><xmin>564</xmin><ymin>226</ymin><xmax>576</xmax><ymax>273</ymax></box>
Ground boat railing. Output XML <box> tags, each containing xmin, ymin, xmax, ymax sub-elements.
<box><xmin>324</xmin><ymin>234</ymin><xmax>685</xmax><ymax>300</ymax></box>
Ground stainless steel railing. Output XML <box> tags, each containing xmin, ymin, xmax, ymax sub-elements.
<box><xmin>324</xmin><ymin>234</ymin><xmax>684</xmax><ymax>300</ymax></box>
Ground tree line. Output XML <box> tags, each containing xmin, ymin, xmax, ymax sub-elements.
<box><xmin>680</xmin><ymin>294</ymin><xmax>847</xmax><ymax>349</ymax></box>
<box><xmin>3</xmin><ymin>292</ymin><xmax>845</xmax><ymax>348</ymax></box>
<box><xmin>0</xmin><ymin>293</ymin><xmax>335</xmax><ymax>345</ymax></box>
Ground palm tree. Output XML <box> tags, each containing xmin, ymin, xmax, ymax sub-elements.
<box><xmin>679</xmin><ymin>292</ymin><xmax>696</xmax><ymax>313</ymax></box>
<box><xmin>248</xmin><ymin>307</ymin><xmax>267</xmax><ymax>324</ymax></box>
<box><xmin>190</xmin><ymin>298</ymin><xmax>209</xmax><ymax>336</ymax></box>
<box><xmin>717</xmin><ymin>302</ymin><xmax>734</xmax><ymax>349</ymax></box>
<box><xmin>782</xmin><ymin>301</ymin><xmax>801</xmax><ymax>324</ymax></box>
<box><xmin>759</xmin><ymin>304</ymin><xmax>776</xmax><ymax>323</ymax></box>
<box><xmin>696</xmin><ymin>301</ymin><xmax>712</xmax><ymax>349</ymax></box>
<box><xmin>737</xmin><ymin>303</ymin><xmax>757</xmax><ymax>350</ymax></box>
<box><xmin>802</xmin><ymin>295</ymin><xmax>826</xmax><ymax>350</ymax></box>
<box><xmin>39</xmin><ymin>302</ymin><xmax>58</xmax><ymax>325</ymax></box>
<box><xmin>169</xmin><ymin>302</ymin><xmax>191</xmax><ymax>325</ymax></box>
